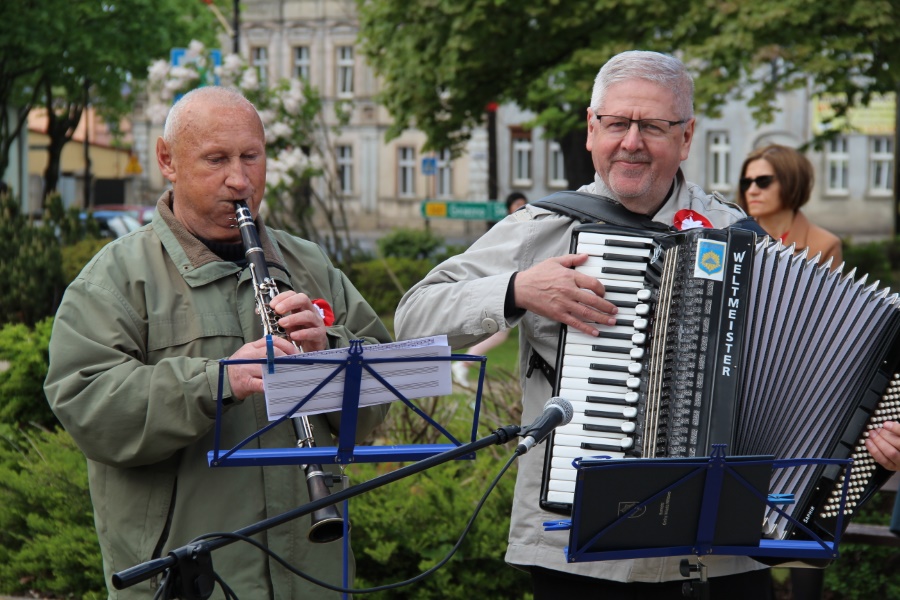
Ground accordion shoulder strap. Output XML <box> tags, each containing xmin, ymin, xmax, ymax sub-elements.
<box><xmin>531</xmin><ymin>191</ymin><xmax>673</xmax><ymax>232</ymax></box>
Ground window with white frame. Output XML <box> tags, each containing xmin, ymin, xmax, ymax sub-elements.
<box><xmin>336</xmin><ymin>45</ymin><xmax>354</xmax><ymax>98</ymax></box>
<box><xmin>436</xmin><ymin>149</ymin><xmax>453</xmax><ymax>198</ymax></box>
<box><xmin>293</xmin><ymin>46</ymin><xmax>310</xmax><ymax>81</ymax></box>
<box><xmin>398</xmin><ymin>146</ymin><xmax>416</xmax><ymax>197</ymax></box>
<box><xmin>825</xmin><ymin>137</ymin><xmax>849</xmax><ymax>195</ymax></box>
<box><xmin>251</xmin><ymin>47</ymin><xmax>269</xmax><ymax>87</ymax></box>
<box><xmin>336</xmin><ymin>145</ymin><xmax>353</xmax><ymax>195</ymax></box>
<box><xmin>707</xmin><ymin>131</ymin><xmax>731</xmax><ymax>192</ymax></box>
<box><xmin>869</xmin><ymin>136</ymin><xmax>894</xmax><ymax>195</ymax></box>
<box><xmin>548</xmin><ymin>141</ymin><xmax>566</xmax><ymax>188</ymax></box>
<box><xmin>511</xmin><ymin>129</ymin><xmax>533</xmax><ymax>187</ymax></box>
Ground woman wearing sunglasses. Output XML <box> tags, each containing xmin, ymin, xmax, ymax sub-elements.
<box><xmin>739</xmin><ymin>143</ymin><xmax>842</xmax><ymax>600</ymax></box>
<box><xmin>737</xmin><ymin>144</ymin><xmax>842</xmax><ymax>268</ymax></box>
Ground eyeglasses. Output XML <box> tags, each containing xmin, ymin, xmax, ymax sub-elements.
<box><xmin>739</xmin><ymin>175</ymin><xmax>776</xmax><ymax>192</ymax></box>
<box><xmin>593</xmin><ymin>114</ymin><xmax>687</xmax><ymax>138</ymax></box>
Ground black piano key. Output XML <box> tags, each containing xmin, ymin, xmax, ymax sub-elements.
<box><xmin>586</xmin><ymin>394</ymin><xmax>631</xmax><ymax>405</ymax></box>
<box><xmin>612</xmin><ymin>300</ymin><xmax>639</xmax><ymax>308</ymax></box>
<box><xmin>602</xmin><ymin>267</ymin><xmax>646</xmax><ymax>278</ymax></box>
<box><xmin>603</xmin><ymin>239</ymin><xmax>654</xmax><ymax>250</ymax></box>
<box><xmin>600</xmin><ymin>253</ymin><xmax>649</xmax><ymax>264</ymax></box>
<box><xmin>598</xmin><ymin>331</ymin><xmax>633</xmax><ymax>340</ymax></box>
<box><xmin>591</xmin><ymin>344</ymin><xmax>630</xmax><ymax>353</ymax></box>
<box><xmin>584</xmin><ymin>423</ymin><xmax>627</xmax><ymax>434</ymax></box>
<box><xmin>612</xmin><ymin>318</ymin><xmax>635</xmax><ymax>327</ymax></box>
<box><xmin>604</xmin><ymin>285</ymin><xmax>640</xmax><ymax>294</ymax></box>
<box><xmin>589</xmin><ymin>363</ymin><xmax>629</xmax><ymax>372</ymax></box>
<box><xmin>581</xmin><ymin>440</ymin><xmax>626</xmax><ymax>451</ymax></box>
<box><xmin>585</xmin><ymin>408</ymin><xmax>630</xmax><ymax>419</ymax></box>
<box><xmin>588</xmin><ymin>377</ymin><xmax>626</xmax><ymax>385</ymax></box>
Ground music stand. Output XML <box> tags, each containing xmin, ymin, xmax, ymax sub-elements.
<box><xmin>207</xmin><ymin>339</ymin><xmax>487</xmax><ymax>467</ymax></box>
<box><xmin>202</xmin><ymin>338</ymin><xmax>488</xmax><ymax>599</ymax></box>
<box><xmin>545</xmin><ymin>446</ymin><xmax>854</xmax><ymax>597</ymax></box>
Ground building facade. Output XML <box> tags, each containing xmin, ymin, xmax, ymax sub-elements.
<box><xmin>498</xmin><ymin>86</ymin><xmax>895</xmax><ymax>241</ymax></box>
<box><xmin>236</xmin><ymin>0</ymin><xmax>489</xmax><ymax>238</ymax></box>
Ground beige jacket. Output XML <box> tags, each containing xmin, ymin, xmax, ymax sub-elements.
<box><xmin>395</xmin><ymin>172</ymin><xmax>770</xmax><ymax>583</ymax></box>
<box><xmin>783</xmin><ymin>210</ymin><xmax>843</xmax><ymax>268</ymax></box>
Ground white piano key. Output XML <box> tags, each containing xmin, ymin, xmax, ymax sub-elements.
<box><xmin>568</xmin><ymin>399</ymin><xmax>638</xmax><ymax>419</ymax></box>
<box><xmin>551</xmin><ymin>445</ymin><xmax>627</xmax><ymax>461</ymax></box>
<box><xmin>547</xmin><ymin>490</ymin><xmax>574</xmax><ymax>504</ymax></box>
<box><xmin>548</xmin><ymin>478</ymin><xmax>576</xmax><ymax>493</ymax></box>
<box><xmin>567</xmin><ymin>331</ymin><xmax>634</xmax><ymax>347</ymax></box>
<box><xmin>561</xmin><ymin>366</ymin><xmax>631</xmax><ymax>381</ymax></box>
<box><xmin>562</xmin><ymin>354</ymin><xmax>632</xmax><ymax>369</ymax></box>
<box><xmin>558</xmin><ymin>387</ymin><xmax>639</xmax><ymax>405</ymax></box>
<box><xmin>577</xmin><ymin>267</ymin><xmax>647</xmax><ymax>283</ymax></box>
<box><xmin>550</xmin><ymin>462</ymin><xmax>578</xmax><ymax>477</ymax></box>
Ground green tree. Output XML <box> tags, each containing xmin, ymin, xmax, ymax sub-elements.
<box><xmin>356</xmin><ymin>0</ymin><xmax>900</xmax><ymax>186</ymax></box>
<box><xmin>0</xmin><ymin>0</ymin><xmax>220</xmax><ymax>201</ymax></box>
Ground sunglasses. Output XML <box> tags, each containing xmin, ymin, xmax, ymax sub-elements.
<box><xmin>739</xmin><ymin>175</ymin><xmax>775</xmax><ymax>192</ymax></box>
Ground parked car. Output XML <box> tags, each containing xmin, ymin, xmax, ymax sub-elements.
<box><xmin>92</xmin><ymin>203</ymin><xmax>156</xmax><ymax>225</ymax></box>
<box><xmin>80</xmin><ymin>211</ymin><xmax>143</xmax><ymax>239</ymax></box>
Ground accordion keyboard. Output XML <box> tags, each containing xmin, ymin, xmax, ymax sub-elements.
<box><xmin>546</xmin><ymin>231</ymin><xmax>658</xmax><ymax>506</ymax></box>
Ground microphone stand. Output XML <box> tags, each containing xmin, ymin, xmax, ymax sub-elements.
<box><xmin>113</xmin><ymin>424</ymin><xmax>522</xmax><ymax>599</ymax></box>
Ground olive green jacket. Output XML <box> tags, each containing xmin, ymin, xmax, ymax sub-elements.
<box><xmin>45</xmin><ymin>194</ymin><xmax>390</xmax><ymax>599</ymax></box>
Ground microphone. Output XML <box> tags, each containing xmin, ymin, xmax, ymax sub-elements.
<box><xmin>516</xmin><ymin>397</ymin><xmax>573</xmax><ymax>455</ymax></box>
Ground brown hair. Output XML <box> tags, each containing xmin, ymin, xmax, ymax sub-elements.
<box><xmin>737</xmin><ymin>144</ymin><xmax>813</xmax><ymax>212</ymax></box>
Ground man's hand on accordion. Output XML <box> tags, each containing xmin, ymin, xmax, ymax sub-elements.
<box><xmin>866</xmin><ymin>421</ymin><xmax>900</xmax><ymax>471</ymax></box>
<box><xmin>514</xmin><ymin>254</ymin><xmax>618</xmax><ymax>336</ymax></box>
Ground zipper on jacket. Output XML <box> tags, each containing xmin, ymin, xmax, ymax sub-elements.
<box><xmin>150</xmin><ymin>479</ymin><xmax>178</xmax><ymax>589</ymax></box>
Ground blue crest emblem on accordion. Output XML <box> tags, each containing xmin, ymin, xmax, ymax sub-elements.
<box><xmin>693</xmin><ymin>238</ymin><xmax>727</xmax><ymax>281</ymax></box>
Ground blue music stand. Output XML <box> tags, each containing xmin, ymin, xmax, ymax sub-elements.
<box><xmin>204</xmin><ymin>338</ymin><xmax>489</xmax><ymax>599</ymax></box>
<box><xmin>545</xmin><ymin>445</ymin><xmax>853</xmax><ymax>565</ymax></box>
<box><xmin>207</xmin><ymin>339</ymin><xmax>487</xmax><ymax>467</ymax></box>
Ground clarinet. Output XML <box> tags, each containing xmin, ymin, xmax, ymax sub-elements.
<box><xmin>234</xmin><ymin>201</ymin><xmax>345</xmax><ymax>544</ymax></box>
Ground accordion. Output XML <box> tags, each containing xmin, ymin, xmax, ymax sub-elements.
<box><xmin>540</xmin><ymin>223</ymin><xmax>900</xmax><ymax>543</ymax></box>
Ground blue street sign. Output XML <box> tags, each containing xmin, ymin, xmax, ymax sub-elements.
<box><xmin>421</xmin><ymin>157</ymin><xmax>437</xmax><ymax>176</ymax></box>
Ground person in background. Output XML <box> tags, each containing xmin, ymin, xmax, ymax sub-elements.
<box><xmin>505</xmin><ymin>191</ymin><xmax>528</xmax><ymax>213</ymax></box>
<box><xmin>44</xmin><ymin>86</ymin><xmax>391</xmax><ymax>599</ymax></box>
<box><xmin>737</xmin><ymin>144</ymin><xmax>842</xmax><ymax>268</ymax></box>
<box><xmin>452</xmin><ymin>191</ymin><xmax>528</xmax><ymax>386</ymax></box>
<box><xmin>738</xmin><ymin>143</ymin><xmax>844</xmax><ymax>600</ymax></box>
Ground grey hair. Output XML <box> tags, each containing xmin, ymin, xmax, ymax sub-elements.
<box><xmin>590</xmin><ymin>50</ymin><xmax>694</xmax><ymax>120</ymax></box>
<box><xmin>162</xmin><ymin>86</ymin><xmax>262</xmax><ymax>144</ymax></box>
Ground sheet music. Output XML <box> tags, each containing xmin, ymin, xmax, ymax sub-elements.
<box><xmin>261</xmin><ymin>335</ymin><xmax>452</xmax><ymax>420</ymax></box>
